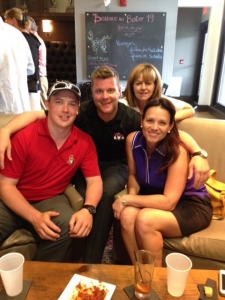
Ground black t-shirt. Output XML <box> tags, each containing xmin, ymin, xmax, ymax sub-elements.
<box><xmin>22</xmin><ymin>32</ymin><xmax>40</xmax><ymax>82</ymax></box>
<box><xmin>74</xmin><ymin>101</ymin><xmax>141</xmax><ymax>162</ymax></box>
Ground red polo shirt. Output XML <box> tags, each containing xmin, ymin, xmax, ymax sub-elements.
<box><xmin>0</xmin><ymin>119</ymin><xmax>100</xmax><ymax>201</ymax></box>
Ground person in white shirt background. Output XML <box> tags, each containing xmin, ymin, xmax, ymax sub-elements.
<box><xmin>0</xmin><ymin>16</ymin><xmax>34</xmax><ymax>114</ymax></box>
<box><xmin>4</xmin><ymin>7</ymin><xmax>41</xmax><ymax>111</ymax></box>
<box><xmin>120</xmin><ymin>63</ymin><xmax>195</xmax><ymax>121</ymax></box>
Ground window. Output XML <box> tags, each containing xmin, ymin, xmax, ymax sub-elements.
<box><xmin>213</xmin><ymin>5</ymin><xmax>225</xmax><ymax>112</ymax></box>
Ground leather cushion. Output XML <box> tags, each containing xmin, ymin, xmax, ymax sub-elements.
<box><xmin>177</xmin><ymin>118</ymin><xmax>225</xmax><ymax>182</ymax></box>
<box><xmin>163</xmin><ymin>219</ymin><xmax>225</xmax><ymax>262</ymax></box>
<box><xmin>0</xmin><ymin>229</ymin><xmax>36</xmax><ymax>249</ymax></box>
<box><xmin>45</xmin><ymin>41</ymin><xmax>76</xmax><ymax>87</ymax></box>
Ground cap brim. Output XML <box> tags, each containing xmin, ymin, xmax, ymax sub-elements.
<box><xmin>48</xmin><ymin>87</ymin><xmax>81</xmax><ymax>101</ymax></box>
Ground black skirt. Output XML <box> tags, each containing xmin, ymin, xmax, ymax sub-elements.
<box><xmin>172</xmin><ymin>195</ymin><xmax>213</xmax><ymax>236</ymax></box>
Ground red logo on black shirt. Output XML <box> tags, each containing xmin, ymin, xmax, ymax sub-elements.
<box><xmin>114</xmin><ymin>133</ymin><xmax>124</xmax><ymax>140</ymax></box>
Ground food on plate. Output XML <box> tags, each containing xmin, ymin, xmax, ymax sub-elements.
<box><xmin>70</xmin><ymin>280</ymin><xmax>108</xmax><ymax>300</ymax></box>
<box><xmin>204</xmin><ymin>286</ymin><xmax>213</xmax><ymax>298</ymax></box>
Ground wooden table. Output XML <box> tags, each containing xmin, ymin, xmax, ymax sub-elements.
<box><xmin>0</xmin><ymin>262</ymin><xmax>222</xmax><ymax>299</ymax></box>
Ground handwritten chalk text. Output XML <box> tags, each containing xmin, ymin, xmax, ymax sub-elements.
<box><xmin>92</xmin><ymin>13</ymin><xmax>155</xmax><ymax>24</ymax></box>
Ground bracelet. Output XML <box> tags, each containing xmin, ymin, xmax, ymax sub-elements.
<box><xmin>121</xmin><ymin>195</ymin><xmax>127</xmax><ymax>206</ymax></box>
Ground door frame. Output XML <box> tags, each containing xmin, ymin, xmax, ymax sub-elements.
<box><xmin>192</xmin><ymin>21</ymin><xmax>208</xmax><ymax>104</ymax></box>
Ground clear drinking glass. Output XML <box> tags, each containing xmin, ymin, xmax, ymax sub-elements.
<box><xmin>134</xmin><ymin>250</ymin><xmax>155</xmax><ymax>299</ymax></box>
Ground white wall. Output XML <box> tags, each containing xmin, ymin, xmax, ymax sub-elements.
<box><xmin>172</xmin><ymin>8</ymin><xmax>202</xmax><ymax>96</ymax></box>
<box><xmin>198</xmin><ymin>0</ymin><xmax>224</xmax><ymax>105</ymax></box>
<box><xmin>74</xmin><ymin>0</ymin><xmax>178</xmax><ymax>86</ymax></box>
<box><xmin>164</xmin><ymin>0</ymin><xmax>223</xmax><ymax>105</ymax></box>
<box><xmin>178</xmin><ymin>0</ymin><xmax>213</xmax><ymax>6</ymax></box>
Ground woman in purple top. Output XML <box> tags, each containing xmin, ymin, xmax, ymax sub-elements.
<box><xmin>112</xmin><ymin>98</ymin><xmax>212</xmax><ymax>266</ymax></box>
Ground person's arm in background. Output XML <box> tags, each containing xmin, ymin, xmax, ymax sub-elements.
<box><xmin>26</xmin><ymin>43</ymin><xmax>35</xmax><ymax>76</ymax></box>
<box><xmin>0</xmin><ymin>111</ymin><xmax>45</xmax><ymax>169</ymax></box>
<box><xmin>175</xmin><ymin>102</ymin><xmax>195</xmax><ymax>121</ymax></box>
<box><xmin>164</xmin><ymin>95</ymin><xmax>195</xmax><ymax>121</ymax></box>
<box><xmin>179</xmin><ymin>130</ymin><xmax>210</xmax><ymax>189</ymax></box>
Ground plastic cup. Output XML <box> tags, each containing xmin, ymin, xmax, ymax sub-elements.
<box><xmin>166</xmin><ymin>252</ymin><xmax>192</xmax><ymax>297</ymax></box>
<box><xmin>134</xmin><ymin>250</ymin><xmax>155</xmax><ymax>299</ymax></box>
<box><xmin>0</xmin><ymin>252</ymin><xmax>24</xmax><ymax>296</ymax></box>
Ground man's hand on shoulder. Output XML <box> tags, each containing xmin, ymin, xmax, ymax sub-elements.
<box><xmin>68</xmin><ymin>208</ymin><xmax>93</xmax><ymax>238</ymax></box>
<box><xmin>188</xmin><ymin>156</ymin><xmax>210</xmax><ymax>189</ymax></box>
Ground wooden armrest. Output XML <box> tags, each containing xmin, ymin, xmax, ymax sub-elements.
<box><xmin>114</xmin><ymin>188</ymin><xmax>128</xmax><ymax>201</ymax></box>
<box><xmin>63</xmin><ymin>184</ymin><xmax>84</xmax><ymax>212</ymax></box>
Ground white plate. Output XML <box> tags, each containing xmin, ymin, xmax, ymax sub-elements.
<box><xmin>58</xmin><ymin>274</ymin><xmax>116</xmax><ymax>300</ymax></box>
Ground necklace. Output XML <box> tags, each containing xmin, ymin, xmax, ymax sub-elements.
<box><xmin>146</xmin><ymin>150</ymin><xmax>151</xmax><ymax>159</ymax></box>
<box><xmin>146</xmin><ymin>146</ymin><xmax>154</xmax><ymax>159</ymax></box>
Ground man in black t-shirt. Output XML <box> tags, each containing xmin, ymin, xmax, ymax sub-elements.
<box><xmin>74</xmin><ymin>66</ymin><xmax>141</xmax><ymax>263</ymax></box>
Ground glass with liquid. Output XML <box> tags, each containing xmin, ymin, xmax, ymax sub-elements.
<box><xmin>134</xmin><ymin>250</ymin><xmax>155</xmax><ymax>299</ymax></box>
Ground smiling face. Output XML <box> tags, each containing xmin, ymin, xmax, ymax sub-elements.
<box><xmin>141</xmin><ymin>105</ymin><xmax>174</xmax><ymax>148</ymax></box>
<box><xmin>133</xmin><ymin>73</ymin><xmax>155</xmax><ymax>104</ymax></box>
<box><xmin>45</xmin><ymin>90</ymin><xmax>79</xmax><ymax>130</ymax></box>
<box><xmin>92</xmin><ymin>77</ymin><xmax>120</xmax><ymax>122</ymax></box>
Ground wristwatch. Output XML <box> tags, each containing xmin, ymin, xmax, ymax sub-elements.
<box><xmin>83</xmin><ymin>205</ymin><xmax>96</xmax><ymax>215</ymax></box>
<box><xmin>192</xmin><ymin>149</ymin><xmax>208</xmax><ymax>159</ymax></box>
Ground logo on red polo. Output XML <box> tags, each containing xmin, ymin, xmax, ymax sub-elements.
<box><xmin>67</xmin><ymin>155</ymin><xmax>75</xmax><ymax>165</ymax></box>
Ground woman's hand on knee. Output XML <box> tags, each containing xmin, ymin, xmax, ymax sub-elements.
<box><xmin>112</xmin><ymin>196</ymin><xmax>126</xmax><ymax>219</ymax></box>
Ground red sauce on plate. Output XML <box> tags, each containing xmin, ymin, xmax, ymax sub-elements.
<box><xmin>72</xmin><ymin>281</ymin><xmax>108</xmax><ymax>300</ymax></box>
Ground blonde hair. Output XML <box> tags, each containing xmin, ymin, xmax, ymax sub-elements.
<box><xmin>4</xmin><ymin>7</ymin><xmax>30</xmax><ymax>30</ymax></box>
<box><xmin>124</xmin><ymin>63</ymin><xmax>162</xmax><ymax>108</ymax></box>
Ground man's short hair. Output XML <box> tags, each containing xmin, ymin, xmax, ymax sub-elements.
<box><xmin>91</xmin><ymin>66</ymin><xmax>120</xmax><ymax>86</ymax></box>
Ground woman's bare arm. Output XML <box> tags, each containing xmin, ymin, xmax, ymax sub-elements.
<box><xmin>126</xmin><ymin>132</ymin><xmax>140</xmax><ymax>195</ymax></box>
<box><xmin>164</xmin><ymin>96</ymin><xmax>195</xmax><ymax>121</ymax></box>
<box><xmin>175</xmin><ymin>102</ymin><xmax>195</xmax><ymax>121</ymax></box>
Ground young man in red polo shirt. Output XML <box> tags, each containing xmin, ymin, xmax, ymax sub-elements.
<box><xmin>0</xmin><ymin>81</ymin><xmax>102</xmax><ymax>262</ymax></box>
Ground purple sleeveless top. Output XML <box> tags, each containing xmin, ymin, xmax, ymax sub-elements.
<box><xmin>132</xmin><ymin>131</ymin><xmax>209</xmax><ymax>198</ymax></box>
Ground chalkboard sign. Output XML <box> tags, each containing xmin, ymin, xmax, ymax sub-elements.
<box><xmin>85</xmin><ymin>12</ymin><xmax>166</xmax><ymax>79</ymax></box>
